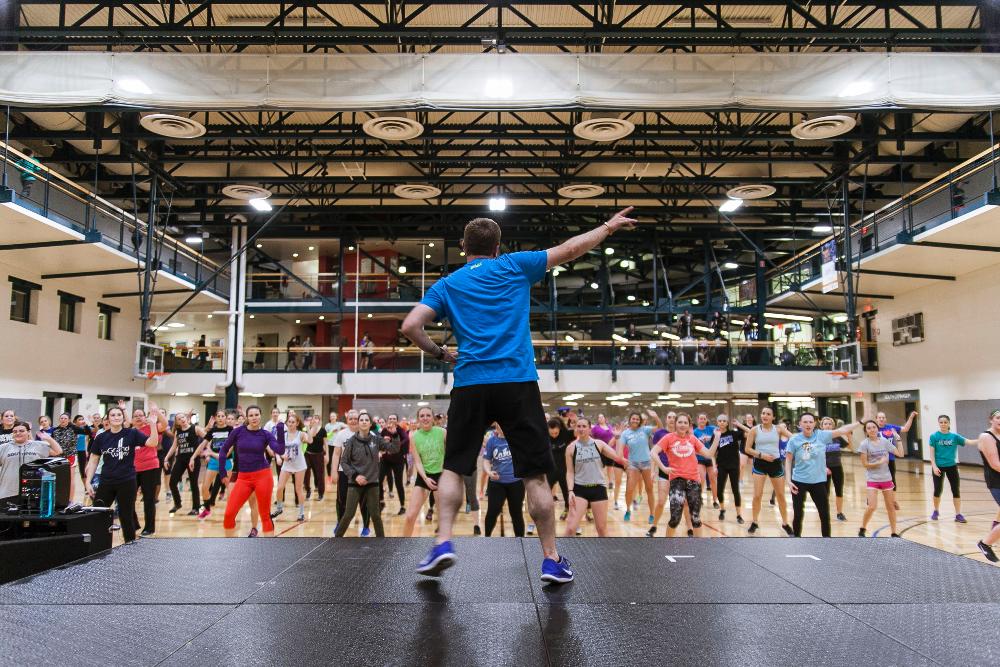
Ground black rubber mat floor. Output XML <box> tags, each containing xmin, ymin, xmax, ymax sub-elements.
<box><xmin>1</xmin><ymin>537</ymin><xmax>997</xmax><ymax>666</ymax></box>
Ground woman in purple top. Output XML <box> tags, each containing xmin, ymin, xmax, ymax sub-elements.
<box><xmin>219</xmin><ymin>406</ymin><xmax>283</xmax><ymax>537</ymax></box>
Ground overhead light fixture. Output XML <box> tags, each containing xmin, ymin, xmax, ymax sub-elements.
<box><xmin>723</xmin><ymin>262</ymin><xmax>739</xmax><ymax>269</ymax></box>
<box><xmin>167</xmin><ymin>322</ymin><xmax>185</xmax><ymax>328</ymax></box>
<box><xmin>764</xmin><ymin>312</ymin><xmax>814</xmax><ymax>322</ymax></box>
<box><xmin>564</xmin><ymin>334</ymin><xmax>575</xmax><ymax>343</ymax></box>
<box><xmin>292</xmin><ymin>253</ymin><xmax>299</xmax><ymax>258</ymax></box>
<box><xmin>425</xmin><ymin>254</ymin><xmax>431</xmax><ymax>259</ymax></box>
<box><xmin>459</xmin><ymin>251</ymin><xmax>466</xmax><ymax>257</ymax></box>
<box><xmin>295</xmin><ymin>319</ymin><xmax>301</xmax><ymax>324</ymax></box>
<box><xmin>611</xmin><ymin>333</ymin><xmax>628</xmax><ymax>343</ymax></box>
<box><xmin>255</xmin><ymin>243</ymin><xmax>263</xmax><ymax>249</ymax></box>
<box><xmin>173</xmin><ymin>392</ymin><xmax>189</xmax><ymax>397</ymax></box>
<box><xmin>398</xmin><ymin>266</ymin><xmax>407</xmax><ymax>274</ymax></box>
<box><xmin>367</xmin><ymin>313</ymin><xmax>373</xmax><ymax>318</ymax></box>
<box><xmin>661</xmin><ymin>332</ymin><xmax>680</xmax><ymax>340</ymax></box>
<box><xmin>118</xmin><ymin>77</ymin><xmax>152</xmax><ymax>94</ymax></box>
<box><xmin>249</xmin><ymin>314</ymin><xmax>255</xmax><ymax>319</ymax></box>
<box><xmin>318</xmin><ymin>315</ymin><xmax>325</xmax><ymax>320</ymax></box>
<box><xmin>626</xmin><ymin>295</ymin><xmax>636</xmax><ymax>302</ymax></box>
<box><xmin>308</xmin><ymin>246</ymin><xmax>315</xmax><ymax>251</ymax></box>
<box><xmin>620</xmin><ymin>259</ymin><xmax>633</xmax><ymax>269</ymax></box>
<box><xmin>642</xmin><ymin>300</ymin><xmax>650</xmax><ymax>307</ymax></box>
<box><xmin>185</xmin><ymin>236</ymin><xmax>202</xmax><ymax>244</ymax></box>
<box><xmin>249</xmin><ymin>198</ymin><xmax>272</xmax><ymax>212</ymax></box>
<box><xmin>488</xmin><ymin>197</ymin><xmax>507</xmax><ymax>212</ymax></box>
<box><xmin>201</xmin><ymin>393</ymin><xmax>215</xmax><ymax>398</ymax></box>
<box><xmin>428</xmin><ymin>242</ymin><xmax>435</xmax><ymax>248</ymax></box>
<box><xmin>695</xmin><ymin>325</ymin><xmax>714</xmax><ymax>334</ymax></box>
<box><xmin>691</xmin><ymin>298</ymin><xmax>700</xmax><ymax>305</ymax></box>
<box><xmin>719</xmin><ymin>198</ymin><xmax>743</xmax><ymax>213</ymax></box>
<box><xmin>813</xmin><ymin>225</ymin><xmax>833</xmax><ymax>233</ymax></box>
<box><xmin>436</xmin><ymin>322</ymin><xmax>442</xmax><ymax>326</ymax></box>
<box><xmin>604</xmin><ymin>247</ymin><xmax>614</xmax><ymax>255</ymax></box>
<box><xmin>348</xmin><ymin>245</ymin><xmax>355</xmax><ymax>251</ymax></box>
<box><xmin>589</xmin><ymin>282</ymin><xmax>599</xmax><ymax>290</ymax></box>
<box><xmin>832</xmin><ymin>314</ymin><xmax>849</xmax><ymax>323</ymax></box>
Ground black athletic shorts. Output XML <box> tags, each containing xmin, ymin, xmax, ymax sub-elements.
<box><xmin>574</xmin><ymin>484</ymin><xmax>608</xmax><ymax>504</ymax></box>
<box><xmin>658</xmin><ymin>470</ymin><xmax>669</xmax><ymax>481</ymax></box>
<box><xmin>751</xmin><ymin>457</ymin><xmax>784</xmax><ymax>478</ymax></box>
<box><xmin>415</xmin><ymin>471</ymin><xmax>441</xmax><ymax>491</ymax></box>
<box><xmin>445</xmin><ymin>380</ymin><xmax>554</xmax><ymax>479</ymax></box>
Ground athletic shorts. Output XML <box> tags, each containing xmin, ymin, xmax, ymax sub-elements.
<box><xmin>66</xmin><ymin>454</ymin><xmax>76</xmax><ymax>467</ymax></box>
<box><xmin>867</xmin><ymin>480</ymin><xmax>895</xmax><ymax>490</ymax></box>
<box><xmin>752</xmin><ymin>458</ymin><xmax>784</xmax><ymax>478</ymax></box>
<box><xmin>628</xmin><ymin>460</ymin><xmax>651</xmax><ymax>471</ymax></box>
<box><xmin>658</xmin><ymin>470</ymin><xmax>669</xmax><ymax>481</ymax></box>
<box><xmin>444</xmin><ymin>380</ymin><xmax>554</xmax><ymax>479</ymax></box>
<box><xmin>415</xmin><ymin>471</ymin><xmax>441</xmax><ymax>491</ymax></box>
<box><xmin>696</xmin><ymin>456</ymin><xmax>714</xmax><ymax>467</ymax></box>
<box><xmin>207</xmin><ymin>457</ymin><xmax>233</xmax><ymax>473</ymax></box>
<box><xmin>574</xmin><ymin>484</ymin><xmax>608</xmax><ymax>504</ymax></box>
<box><xmin>990</xmin><ymin>488</ymin><xmax>1000</xmax><ymax>506</ymax></box>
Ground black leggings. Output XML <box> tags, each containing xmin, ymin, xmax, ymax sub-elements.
<box><xmin>76</xmin><ymin>450</ymin><xmax>88</xmax><ymax>483</ymax></box>
<box><xmin>133</xmin><ymin>468</ymin><xmax>159</xmax><ymax>533</ymax></box>
<box><xmin>206</xmin><ymin>473</ymin><xmax>226</xmax><ymax>508</ymax></box>
<box><xmin>548</xmin><ymin>463</ymin><xmax>569</xmax><ymax>510</ymax></box>
<box><xmin>888</xmin><ymin>458</ymin><xmax>897</xmax><ymax>484</ymax></box>
<box><xmin>716</xmin><ymin>466</ymin><xmax>741</xmax><ymax>507</ymax></box>
<box><xmin>826</xmin><ymin>466</ymin><xmax>845</xmax><ymax>498</ymax></box>
<box><xmin>169</xmin><ymin>455</ymin><xmax>201</xmax><ymax>509</ymax></box>
<box><xmin>791</xmin><ymin>480</ymin><xmax>831</xmax><ymax>537</ymax></box>
<box><xmin>933</xmin><ymin>465</ymin><xmax>961</xmax><ymax>498</ymax></box>
<box><xmin>94</xmin><ymin>478</ymin><xmax>138</xmax><ymax>542</ymax></box>
<box><xmin>380</xmin><ymin>459</ymin><xmax>406</xmax><ymax>506</ymax></box>
<box><xmin>336</xmin><ymin>470</ymin><xmax>369</xmax><ymax>528</ymax></box>
<box><xmin>484</xmin><ymin>480</ymin><xmax>525</xmax><ymax>537</ymax></box>
<box><xmin>304</xmin><ymin>451</ymin><xmax>326</xmax><ymax>497</ymax></box>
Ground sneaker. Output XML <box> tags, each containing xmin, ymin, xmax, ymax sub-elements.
<box><xmin>736</xmin><ymin>515</ymin><xmax>745</xmax><ymax>525</ymax></box>
<box><xmin>317</xmin><ymin>494</ymin><xmax>324</xmax><ymax>501</ymax></box>
<box><xmin>719</xmin><ymin>510</ymin><xmax>726</xmax><ymax>521</ymax></box>
<box><xmin>931</xmin><ymin>510</ymin><xmax>939</xmax><ymax>521</ymax></box>
<box><xmin>417</xmin><ymin>541</ymin><xmax>457</xmax><ymax>576</ymax></box>
<box><xmin>425</xmin><ymin>509</ymin><xmax>434</xmax><ymax>522</ymax></box>
<box><xmin>169</xmin><ymin>505</ymin><xmax>181</xmax><ymax>515</ymax></box>
<box><xmin>140</xmin><ymin>529</ymin><xmax>154</xmax><ymax>537</ymax></box>
<box><xmin>648</xmin><ymin>514</ymin><xmax>654</xmax><ymax>524</ymax></box>
<box><xmin>540</xmin><ymin>556</ymin><xmax>574</xmax><ymax>584</ymax></box>
<box><xmin>687</xmin><ymin>529</ymin><xmax>694</xmax><ymax>537</ymax></box>
<box><xmin>955</xmin><ymin>514</ymin><xmax>967</xmax><ymax>524</ymax></box>
<box><xmin>360</xmin><ymin>527</ymin><xmax>371</xmax><ymax>537</ymax></box>
<box><xmin>769</xmin><ymin>494</ymin><xmax>776</xmax><ymax>506</ymax></box>
<box><xmin>298</xmin><ymin>511</ymin><xmax>305</xmax><ymax>522</ymax></box>
<box><xmin>165</xmin><ymin>491</ymin><xmax>173</xmax><ymax>502</ymax></box>
<box><xmin>646</xmin><ymin>526</ymin><xmax>657</xmax><ymax>537</ymax></box>
<box><xmin>186</xmin><ymin>509</ymin><xmax>199</xmax><ymax>516</ymax></box>
<box><xmin>836</xmin><ymin>513</ymin><xmax>847</xmax><ymax>522</ymax></box>
<box><xmin>397</xmin><ymin>507</ymin><xmax>406</xmax><ymax>516</ymax></box>
<box><xmin>586</xmin><ymin>510</ymin><xmax>593</xmax><ymax>522</ymax></box>
<box><xmin>858</xmin><ymin>528</ymin><xmax>866</xmax><ymax>537</ymax></box>
<box><xmin>110</xmin><ymin>523</ymin><xmax>121</xmax><ymax>532</ymax></box>
<box><xmin>977</xmin><ymin>540</ymin><xmax>999</xmax><ymax>563</ymax></box>
<box><xmin>748</xmin><ymin>522</ymin><xmax>758</xmax><ymax>534</ymax></box>
<box><xmin>782</xmin><ymin>524</ymin><xmax>793</xmax><ymax>536</ymax></box>
<box><xmin>713</xmin><ymin>501</ymin><xmax>720</xmax><ymax>509</ymax></box>
<box><xmin>527</xmin><ymin>523</ymin><xmax>536</xmax><ymax>535</ymax></box>
<box><xmin>575</xmin><ymin>527</ymin><xmax>583</xmax><ymax>536</ymax></box>
<box><xmin>473</xmin><ymin>525</ymin><xmax>481</xmax><ymax>536</ymax></box>
<box><xmin>198</xmin><ymin>507</ymin><xmax>211</xmax><ymax>519</ymax></box>
<box><xmin>613</xmin><ymin>502</ymin><xmax>621</xmax><ymax>511</ymax></box>
<box><xmin>306</xmin><ymin>490</ymin><xmax>312</xmax><ymax>500</ymax></box>
<box><xmin>270</xmin><ymin>507</ymin><xmax>283</xmax><ymax>519</ymax></box>
<box><xmin>623</xmin><ymin>511</ymin><xmax>631</xmax><ymax>522</ymax></box>
<box><xmin>890</xmin><ymin>533</ymin><xmax>901</xmax><ymax>538</ymax></box>
<box><xmin>248</xmin><ymin>527</ymin><xmax>258</xmax><ymax>538</ymax></box>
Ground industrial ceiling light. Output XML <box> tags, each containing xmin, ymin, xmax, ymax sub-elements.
<box><xmin>813</xmin><ymin>224</ymin><xmax>833</xmax><ymax>233</ymax></box>
<box><xmin>790</xmin><ymin>115</ymin><xmax>856</xmax><ymax>140</ymax></box>
<box><xmin>362</xmin><ymin>116</ymin><xmax>424</xmax><ymax>141</ymax></box>
<box><xmin>249</xmin><ymin>198</ymin><xmax>272</xmax><ymax>212</ymax></box>
<box><xmin>557</xmin><ymin>184</ymin><xmax>606</xmax><ymax>199</ymax></box>
<box><xmin>604</xmin><ymin>247</ymin><xmax>614</xmax><ymax>255</ymax></box>
<box><xmin>488</xmin><ymin>197</ymin><xmax>507</xmax><ymax>212</ymax></box>
<box><xmin>185</xmin><ymin>236</ymin><xmax>202</xmax><ymax>244</ymax></box>
<box><xmin>393</xmin><ymin>184</ymin><xmax>442</xmax><ymax>200</ymax></box>
<box><xmin>719</xmin><ymin>198</ymin><xmax>743</xmax><ymax>213</ymax></box>
<box><xmin>573</xmin><ymin>117</ymin><xmax>635</xmax><ymax>142</ymax></box>
<box><xmin>723</xmin><ymin>262</ymin><xmax>739</xmax><ymax>269</ymax></box>
<box><xmin>223</xmin><ymin>184</ymin><xmax>272</xmax><ymax>201</ymax></box>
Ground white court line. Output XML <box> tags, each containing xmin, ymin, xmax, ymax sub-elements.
<box><xmin>785</xmin><ymin>554</ymin><xmax>822</xmax><ymax>561</ymax></box>
<box><xmin>664</xmin><ymin>555</ymin><xmax>695</xmax><ymax>563</ymax></box>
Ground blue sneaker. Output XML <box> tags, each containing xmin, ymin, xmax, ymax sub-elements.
<box><xmin>648</xmin><ymin>514</ymin><xmax>655</xmax><ymax>524</ymax></box>
<box><xmin>541</xmin><ymin>556</ymin><xmax>574</xmax><ymax>584</ymax></box>
<box><xmin>417</xmin><ymin>540</ymin><xmax>456</xmax><ymax>576</ymax></box>
<box><xmin>360</xmin><ymin>527</ymin><xmax>371</xmax><ymax>537</ymax></box>
<box><xmin>623</xmin><ymin>510</ymin><xmax>631</xmax><ymax>522</ymax></box>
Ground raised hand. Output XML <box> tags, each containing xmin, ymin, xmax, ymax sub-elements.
<box><xmin>605</xmin><ymin>206</ymin><xmax>637</xmax><ymax>233</ymax></box>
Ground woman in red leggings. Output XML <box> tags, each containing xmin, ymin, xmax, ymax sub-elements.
<box><xmin>219</xmin><ymin>406</ymin><xmax>284</xmax><ymax>537</ymax></box>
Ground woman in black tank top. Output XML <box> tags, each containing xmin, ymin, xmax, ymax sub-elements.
<box><xmin>975</xmin><ymin>410</ymin><xmax>1000</xmax><ymax>562</ymax></box>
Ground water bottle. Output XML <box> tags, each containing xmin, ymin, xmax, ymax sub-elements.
<box><xmin>39</xmin><ymin>471</ymin><xmax>55</xmax><ymax>518</ymax></box>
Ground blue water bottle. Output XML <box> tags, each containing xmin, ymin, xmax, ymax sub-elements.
<box><xmin>39</xmin><ymin>471</ymin><xmax>55</xmax><ymax>518</ymax></box>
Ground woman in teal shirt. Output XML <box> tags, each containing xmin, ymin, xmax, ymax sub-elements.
<box><xmin>612</xmin><ymin>409</ymin><xmax>662</xmax><ymax>524</ymax></box>
<box><xmin>929</xmin><ymin>415</ymin><xmax>977</xmax><ymax>523</ymax></box>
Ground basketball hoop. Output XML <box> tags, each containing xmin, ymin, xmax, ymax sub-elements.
<box><xmin>146</xmin><ymin>371</ymin><xmax>169</xmax><ymax>390</ymax></box>
<box><xmin>826</xmin><ymin>371</ymin><xmax>850</xmax><ymax>379</ymax></box>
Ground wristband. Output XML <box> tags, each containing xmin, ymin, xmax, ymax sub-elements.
<box><xmin>603</xmin><ymin>221</ymin><xmax>614</xmax><ymax>234</ymax></box>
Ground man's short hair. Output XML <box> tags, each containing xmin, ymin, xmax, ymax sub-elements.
<box><xmin>463</xmin><ymin>218</ymin><xmax>501</xmax><ymax>256</ymax></box>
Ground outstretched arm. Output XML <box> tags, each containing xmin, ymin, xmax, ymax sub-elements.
<box><xmin>545</xmin><ymin>207</ymin><xmax>636</xmax><ymax>270</ymax></box>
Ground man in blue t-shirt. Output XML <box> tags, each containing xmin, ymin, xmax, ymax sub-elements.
<box><xmin>875</xmin><ymin>410</ymin><xmax>917</xmax><ymax>485</ymax></box>
<box><xmin>403</xmin><ymin>207</ymin><xmax>637</xmax><ymax>583</ymax></box>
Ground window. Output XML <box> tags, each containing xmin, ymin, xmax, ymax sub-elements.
<box><xmin>8</xmin><ymin>276</ymin><xmax>40</xmax><ymax>323</ymax></box>
<box><xmin>97</xmin><ymin>302</ymin><xmax>118</xmax><ymax>341</ymax></box>
<box><xmin>57</xmin><ymin>290</ymin><xmax>84</xmax><ymax>333</ymax></box>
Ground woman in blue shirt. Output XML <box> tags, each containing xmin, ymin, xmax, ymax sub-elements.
<box><xmin>784</xmin><ymin>412</ymin><xmax>864</xmax><ymax>536</ymax></box>
<box><xmin>482</xmin><ymin>424</ymin><xmax>525</xmax><ymax>536</ymax></box>
<box><xmin>693</xmin><ymin>412</ymin><xmax>718</xmax><ymax>509</ymax></box>
<box><xmin>929</xmin><ymin>415</ymin><xmax>977</xmax><ymax>522</ymax></box>
<box><xmin>612</xmin><ymin>409</ymin><xmax>662</xmax><ymax>524</ymax></box>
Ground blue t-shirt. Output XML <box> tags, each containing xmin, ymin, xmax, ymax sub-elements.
<box><xmin>879</xmin><ymin>424</ymin><xmax>901</xmax><ymax>460</ymax></box>
<box><xmin>929</xmin><ymin>431</ymin><xmax>966</xmax><ymax>468</ymax></box>
<box><xmin>420</xmin><ymin>251</ymin><xmax>547</xmax><ymax>388</ymax></box>
<box><xmin>785</xmin><ymin>429</ymin><xmax>834</xmax><ymax>484</ymax></box>
<box><xmin>693</xmin><ymin>425</ymin><xmax>716</xmax><ymax>462</ymax></box>
<box><xmin>483</xmin><ymin>435</ymin><xmax>519</xmax><ymax>484</ymax></box>
<box><xmin>621</xmin><ymin>425</ymin><xmax>654</xmax><ymax>464</ymax></box>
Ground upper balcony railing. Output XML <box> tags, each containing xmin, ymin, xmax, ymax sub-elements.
<box><xmin>769</xmin><ymin>143</ymin><xmax>1000</xmax><ymax>297</ymax></box>
<box><xmin>0</xmin><ymin>143</ymin><xmax>229</xmax><ymax>297</ymax></box>
<box><xmin>161</xmin><ymin>339</ymin><xmax>875</xmax><ymax>374</ymax></box>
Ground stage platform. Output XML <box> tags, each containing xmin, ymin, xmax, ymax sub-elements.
<box><xmin>1</xmin><ymin>537</ymin><xmax>998</xmax><ymax>666</ymax></box>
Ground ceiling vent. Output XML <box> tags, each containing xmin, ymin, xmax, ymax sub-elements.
<box><xmin>221</xmin><ymin>185</ymin><xmax>272</xmax><ymax>200</ymax></box>
<box><xmin>573</xmin><ymin>117</ymin><xmax>635</xmax><ymax>142</ymax></box>
<box><xmin>725</xmin><ymin>184</ymin><xmax>776</xmax><ymax>200</ymax></box>
<box><xmin>393</xmin><ymin>184</ymin><xmax>442</xmax><ymax>200</ymax></box>
<box><xmin>139</xmin><ymin>114</ymin><xmax>206</xmax><ymax>139</ymax></box>
<box><xmin>362</xmin><ymin>116</ymin><xmax>424</xmax><ymax>141</ymax></box>
<box><xmin>790</xmin><ymin>115</ymin><xmax>856</xmax><ymax>141</ymax></box>
<box><xmin>558</xmin><ymin>184</ymin><xmax>606</xmax><ymax>199</ymax></box>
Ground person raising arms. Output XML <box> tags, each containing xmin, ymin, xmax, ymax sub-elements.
<box><xmin>649</xmin><ymin>412</ymin><xmax>719</xmax><ymax>537</ymax></box>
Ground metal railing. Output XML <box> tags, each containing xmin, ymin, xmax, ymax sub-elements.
<box><xmin>0</xmin><ymin>142</ymin><xmax>229</xmax><ymax>298</ymax></box>
<box><xmin>769</xmin><ymin>143</ymin><xmax>1000</xmax><ymax>297</ymax></box>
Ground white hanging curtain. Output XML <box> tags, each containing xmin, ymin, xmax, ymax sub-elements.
<box><xmin>0</xmin><ymin>52</ymin><xmax>998</xmax><ymax>111</ymax></box>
